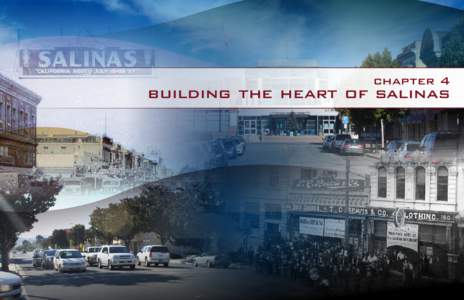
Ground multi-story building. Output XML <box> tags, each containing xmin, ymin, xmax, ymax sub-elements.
<box><xmin>396</xmin><ymin>40</ymin><xmax>426</xmax><ymax>67</ymax></box>
<box><xmin>36</xmin><ymin>127</ymin><xmax>158</xmax><ymax>194</ymax></box>
<box><xmin>0</xmin><ymin>73</ymin><xmax>41</xmax><ymax>189</ymax></box>
<box><xmin>369</xmin><ymin>156</ymin><xmax>461</xmax><ymax>279</ymax></box>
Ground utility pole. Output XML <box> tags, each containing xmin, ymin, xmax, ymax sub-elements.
<box><xmin>344</xmin><ymin>158</ymin><xmax>350</xmax><ymax>247</ymax></box>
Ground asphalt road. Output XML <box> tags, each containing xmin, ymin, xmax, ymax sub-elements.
<box><xmin>230</xmin><ymin>142</ymin><xmax>379</xmax><ymax>178</ymax></box>
<box><xmin>11</xmin><ymin>257</ymin><xmax>317</xmax><ymax>300</ymax></box>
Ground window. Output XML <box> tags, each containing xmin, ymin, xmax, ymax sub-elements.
<box><xmin>0</xmin><ymin>146</ymin><xmax>7</xmax><ymax>157</ymax></box>
<box><xmin>396</xmin><ymin>167</ymin><xmax>405</xmax><ymax>199</ymax></box>
<box><xmin>378</xmin><ymin>167</ymin><xmax>387</xmax><ymax>198</ymax></box>
<box><xmin>437</xmin><ymin>167</ymin><xmax>448</xmax><ymax>201</ymax></box>
<box><xmin>415</xmin><ymin>167</ymin><xmax>426</xmax><ymax>200</ymax></box>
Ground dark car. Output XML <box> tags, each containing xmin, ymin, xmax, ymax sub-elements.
<box><xmin>219</xmin><ymin>139</ymin><xmax>238</xmax><ymax>159</ymax></box>
<box><xmin>206</xmin><ymin>140</ymin><xmax>228</xmax><ymax>168</ymax></box>
<box><xmin>339</xmin><ymin>139</ymin><xmax>364</xmax><ymax>155</ymax></box>
<box><xmin>41</xmin><ymin>249</ymin><xmax>57</xmax><ymax>269</ymax></box>
<box><xmin>332</xmin><ymin>134</ymin><xmax>352</xmax><ymax>152</ymax></box>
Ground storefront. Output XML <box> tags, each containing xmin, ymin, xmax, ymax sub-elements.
<box><xmin>367</xmin><ymin>208</ymin><xmax>456</xmax><ymax>278</ymax></box>
<box><xmin>288</xmin><ymin>211</ymin><xmax>367</xmax><ymax>254</ymax></box>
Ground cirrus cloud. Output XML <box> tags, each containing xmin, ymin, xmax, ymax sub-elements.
<box><xmin>77</xmin><ymin>0</ymin><xmax>240</xmax><ymax>22</ymax></box>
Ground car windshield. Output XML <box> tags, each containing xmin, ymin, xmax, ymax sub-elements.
<box><xmin>44</xmin><ymin>250</ymin><xmax>56</xmax><ymax>256</ymax></box>
<box><xmin>59</xmin><ymin>251</ymin><xmax>82</xmax><ymax>258</ymax></box>
<box><xmin>89</xmin><ymin>248</ymin><xmax>101</xmax><ymax>253</ymax></box>
<box><xmin>109</xmin><ymin>246</ymin><xmax>129</xmax><ymax>254</ymax></box>
<box><xmin>151</xmin><ymin>246</ymin><xmax>169</xmax><ymax>253</ymax></box>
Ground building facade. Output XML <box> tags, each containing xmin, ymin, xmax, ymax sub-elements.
<box><xmin>238</xmin><ymin>110</ymin><xmax>338</xmax><ymax>137</ymax></box>
<box><xmin>0</xmin><ymin>73</ymin><xmax>41</xmax><ymax>189</ymax></box>
<box><xmin>36</xmin><ymin>127</ymin><xmax>158</xmax><ymax>194</ymax></box>
<box><xmin>369</xmin><ymin>159</ymin><xmax>460</xmax><ymax>279</ymax></box>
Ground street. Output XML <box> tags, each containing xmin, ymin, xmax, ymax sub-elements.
<box><xmin>11</xmin><ymin>256</ymin><xmax>316</xmax><ymax>300</ymax></box>
<box><xmin>230</xmin><ymin>142</ymin><xmax>378</xmax><ymax>178</ymax></box>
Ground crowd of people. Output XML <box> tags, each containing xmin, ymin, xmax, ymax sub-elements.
<box><xmin>250</xmin><ymin>236</ymin><xmax>420</xmax><ymax>295</ymax></box>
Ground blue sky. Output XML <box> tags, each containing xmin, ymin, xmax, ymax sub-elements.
<box><xmin>0</xmin><ymin>0</ymin><xmax>239</xmax><ymax>41</ymax></box>
<box><xmin>0</xmin><ymin>0</ymin><xmax>461</xmax><ymax>43</ymax></box>
<box><xmin>424</xmin><ymin>0</ymin><xmax>464</xmax><ymax>9</ymax></box>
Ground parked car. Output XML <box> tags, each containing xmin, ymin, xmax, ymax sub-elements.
<box><xmin>206</xmin><ymin>140</ymin><xmax>228</xmax><ymax>168</ymax></box>
<box><xmin>322</xmin><ymin>135</ymin><xmax>334</xmax><ymax>151</ymax></box>
<box><xmin>0</xmin><ymin>271</ymin><xmax>22</xmax><ymax>299</ymax></box>
<box><xmin>231</xmin><ymin>136</ymin><xmax>246</xmax><ymax>156</ymax></box>
<box><xmin>339</xmin><ymin>139</ymin><xmax>364</xmax><ymax>155</ymax></box>
<box><xmin>183</xmin><ymin>255</ymin><xmax>198</xmax><ymax>264</ymax></box>
<box><xmin>97</xmin><ymin>245</ymin><xmax>136</xmax><ymax>270</ymax></box>
<box><xmin>419</xmin><ymin>131</ymin><xmax>460</xmax><ymax>162</ymax></box>
<box><xmin>32</xmin><ymin>249</ymin><xmax>43</xmax><ymax>268</ymax></box>
<box><xmin>219</xmin><ymin>138</ymin><xmax>237</xmax><ymax>159</ymax></box>
<box><xmin>385</xmin><ymin>140</ymin><xmax>404</xmax><ymax>154</ymax></box>
<box><xmin>54</xmin><ymin>249</ymin><xmax>86</xmax><ymax>273</ymax></box>
<box><xmin>332</xmin><ymin>134</ymin><xmax>352</xmax><ymax>152</ymax></box>
<box><xmin>41</xmin><ymin>249</ymin><xmax>56</xmax><ymax>269</ymax></box>
<box><xmin>137</xmin><ymin>245</ymin><xmax>170</xmax><ymax>267</ymax></box>
<box><xmin>193</xmin><ymin>253</ymin><xmax>230</xmax><ymax>268</ymax></box>
<box><xmin>83</xmin><ymin>246</ymin><xmax>101</xmax><ymax>266</ymax></box>
<box><xmin>397</xmin><ymin>141</ymin><xmax>421</xmax><ymax>162</ymax></box>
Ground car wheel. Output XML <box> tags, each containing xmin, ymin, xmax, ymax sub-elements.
<box><xmin>98</xmin><ymin>260</ymin><xmax>103</xmax><ymax>269</ymax></box>
<box><xmin>164</xmin><ymin>263</ymin><xmax>169</xmax><ymax>268</ymax></box>
<box><xmin>130</xmin><ymin>265</ymin><xmax>135</xmax><ymax>270</ymax></box>
<box><xmin>108</xmin><ymin>260</ymin><xmax>114</xmax><ymax>270</ymax></box>
<box><xmin>144</xmin><ymin>258</ymin><xmax>149</xmax><ymax>267</ymax></box>
<box><xmin>207</xmin><ymin>261</ymin><xmax>212</xmax><ymax>268</ymax></box>
<box><xmin>194</xmin><ymin>262</ymin><xmax>199</xmax><ymax>268</ymax></box>
<box><xmin>59</xmin><ymin>264</ymin><xmax>63</xmax><ymax>273</ymax></box>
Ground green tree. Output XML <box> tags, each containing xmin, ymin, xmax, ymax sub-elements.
<box><xmin>361</xmin><ymin>48</ymin><xmax>400</xmax><ymax>68</ymax></box>
<box><xmin>69</xmin><ymin>224</ymin><xmax>86</xmax><ymax>249</ymax></box>
<box><xmin>89</xmin><ymin>203</ymin><xmax>139</xmax><ymax>246</ymax></box>
<box><xmin>50</xmin><ymin>229</ymin><xmax>69</xmax><ymax>249</ymax></box>
<box><xmin>122</xmin><ymin>184</ymin><xmax>179</xmax><ymax>244</ymax></box>
<box><xmin>21</xmin><ymin>240</ymin><xmax>33</xmax><ymax>252</ymax></box>
<box><xmin>440</xmin><ymin>19</ymin><xmax>464</xmax><ymax>67</ymax></box>
<box><xmin>0</xmin><ymin>178</ymin><xmax>61</xmax><ymax>271</ymax></box>
<box><xmin>339</xmin><ymin>49</ymin><xmax>406</xmax><ymax>144</ymax></box>
<box><xmin>89</xmin><ymin>208</ymin><xmax>114</xmax><ymax>244</ymax></box>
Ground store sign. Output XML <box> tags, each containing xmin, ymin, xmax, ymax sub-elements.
<box><xmin>299</xmin><ymin>217</ymin><xmax>324</xmax><ymax>236</ymax></box>
<box><xmin>299</xmin><ymin>217</ymin><xmax>345</xmax><ymax>239</ymax></box>
<box><xmin>288</xmin><ymin>196</ymin><xmax>456</xmax><ymax>224</ymax></box>
<box><xmin>19</xmin><ymin>47</ymin><xmax>156</xmax><ymax>76</ymax></box>
<box><xmin>386</xmin><ymin>222</ymin><xmax>419</xmax><ymax>252</ymax></box>
<box><xmin>324</xmin><ymin>219</ymin><xmax>345</xmax><ymax>239</ymax></box>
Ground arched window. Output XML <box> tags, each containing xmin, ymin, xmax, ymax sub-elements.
<box><xmin>437</xmin><ymin>167</ymin><xmax>448</xmax><ymax>201</ymax></box>
<box><xmin>396</xmin><ymin>167</ymin><xmax>405</xmax><ymax>199</ymax></box>
<box><xmin>415</xmin><ymin>167</ymin><xmax>426</xmax><ymax>200</ymax></box>
<box><xmin>378</xmin><ymin>167</ymin><xmax>387</xmax><ymax>198</ymax></box>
